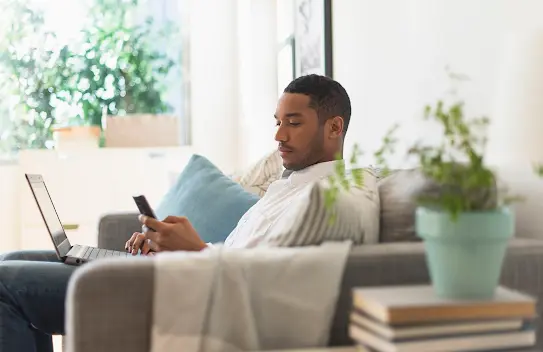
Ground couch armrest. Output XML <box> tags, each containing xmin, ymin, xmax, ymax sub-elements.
<box><xmin>97</xmin><ymin>212</ymin><xmax>141</xmax><ymax>251</ymax></box>
<box><xmin>65</xmin><ymin>258</ymin><xmax>154</xmax><ymax>352</ymax></box>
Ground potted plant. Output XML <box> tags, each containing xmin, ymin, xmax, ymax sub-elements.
<box><xmin>408</xmin><ymin>75</ymin><xmax>520</xmax><ymax>299</ymax></box>
<box><xmin>327</xmin><ymin>71</ymin><xmax>520</xmax><ymax>299</ymax></box>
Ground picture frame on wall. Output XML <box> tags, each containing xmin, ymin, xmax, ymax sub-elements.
<box><xmin>293</xmin><ymin>0</ymin><xmax>333</xmax><ymax>78</ymax></box>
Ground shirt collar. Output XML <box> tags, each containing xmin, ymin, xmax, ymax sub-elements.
<box><xmin>281</xmin><ymin>160</ymin><xmax>343</xmax><ymax>186</ymax></box>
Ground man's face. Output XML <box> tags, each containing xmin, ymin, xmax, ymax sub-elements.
<box><xmin>274</xmin><ymin>93</ymin><xmax>325</xmax><ymax>170</ymax></box>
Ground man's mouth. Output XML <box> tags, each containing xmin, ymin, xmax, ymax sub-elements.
<box><xmin>278</xmin><ymin>146</ymin><xmax>293</xmax><ymax>155</ymax></box>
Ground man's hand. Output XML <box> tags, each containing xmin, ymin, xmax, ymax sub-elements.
<box><xmin>125</xmin><ymin>216</ymin><xmax>207</xmax><ymax>255</ymax></box>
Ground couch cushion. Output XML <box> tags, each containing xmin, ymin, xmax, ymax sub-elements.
<box><xmin>262</xmin><ymin>169</ymin><xmax>380</xmax><ymax>246</ymax></box>
<box><xmin>378</xmin><ymin>169</ymin><xmax>440</xmax><ymax>242</ymax></box>
<box><xmin>155</xmin><ymin>154</ymin><xmax>260</xmax><ymax>243</ymax></box>
<box><xmin>232</xmin><ymin>150</ymin><xmax>284</xmax><ymax>197</ymax></box>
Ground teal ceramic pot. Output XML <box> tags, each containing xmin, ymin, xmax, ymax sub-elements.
<box><xmin>416</xmin><ymin>207</ymin><xmax>514</xmax><ymax>299</ymax></box>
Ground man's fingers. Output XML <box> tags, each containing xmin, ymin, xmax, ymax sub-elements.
<box><xmin>142</xmin><ymin>239</ymin><xmax>160</xmax><ymax>255</ymax></box>
<box><xmin>139</xmin><ymin>215</ymin><xmax>167</xmax><ymax>232</ymax></box>
<box><xmin>131</xmin><ymin>233</ymin><xmax>146</xmax><ymax>255</ymax></box>
<box><xmin>141</xmin><ymin>240</ymin><xmax>151</xmax><ymax>255</ymax></box>
<box><xmin>126</xmin><ymin>233</ymin><xmax>139</xmax><ymax>251</ymax></box>
<box><xmin>129</xmin><ymin>232</ymin><xmax>142</xmax><ymax>251</ymax></box>
<box><xmin>143</xmin><ymin>230</ymin><xmax>160</xmax><ymax>244</ymax></box>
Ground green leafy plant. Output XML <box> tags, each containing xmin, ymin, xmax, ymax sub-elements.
<box><xmin>0</xmin><ymin>0</ymin><xmax>178</xmax><ymax>152</ymax></box>
<box><xmin>535</xmin><ymin>164</ymin><xmax>543</xmax><ymax>178</ymax></box>
<box><xmin>324</xmin><ymin>124</ymin><xmax>399</xmax><ymax>224</ymax></box>
<box><xmin>405</xmin><ymin>71</ymin><xmax>525</xmax><ymax>219</ymax></box>
<box><xmin>69</xmin><ymin>0</ymin><xmax>178</xmax><ymax>126</ymax></box>
<box><xmin>0</xmin><ymin>0</ymin><xmax>70</xmax><ymax>150</ymax></box>
<box><xmin>407</xmin><ymin>100</ymin><xmax>498</xmax><ymax>219</ymax></box>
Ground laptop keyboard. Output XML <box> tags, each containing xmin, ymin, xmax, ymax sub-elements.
<box><xmin>70</xmin><ymin>244</ymin><xmax>130</xmax><ymax>260</ymax></box>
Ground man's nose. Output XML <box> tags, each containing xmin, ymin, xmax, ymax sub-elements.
<box><xmin>275</xmin><ymin>124</ymin><xmax>288</xmax><ymax>142</ymax></box>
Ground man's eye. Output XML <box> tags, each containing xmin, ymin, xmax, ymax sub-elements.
<box><xmin>275</xmin><ymin>121</ymin><xmax>300</xmax><ymax>126</ymax></box>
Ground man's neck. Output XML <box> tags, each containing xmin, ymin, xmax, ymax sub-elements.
<box><xmin>282</xmin><ymin>159</ymin><xmax>341</xmax><ymax>179</ymax></box>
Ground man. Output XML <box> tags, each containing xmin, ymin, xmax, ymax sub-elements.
<box><xmin>0</xmin><ymin>74</ymin><xmax>351</xmax><ymax>351</ymax></box>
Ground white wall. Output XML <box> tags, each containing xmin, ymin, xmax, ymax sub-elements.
<box><xmin>485</xmin><ymin>31</ymin><xmax>543</xmax><ymax>239</ymax></box>
<box><xmin>187</xmin><ymin>0</ymin><xmax>240</xmax><ymax>173</ymax></box>
<box><xmin>333</xmin><ymin>0</ymin><xmax>543</xmax><ymax>167</ymax></box>
<box><xmin>332</xmin><ymin>0</ymin><xmax>416</xmax><ymax>167</ymax></box>
<box><xmin>237</xmin><ymin>0</ymin><xmax>279</xmax><ymax>168</ymax></box>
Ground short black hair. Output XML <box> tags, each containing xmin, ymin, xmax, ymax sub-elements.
<box><xmin>283</xmin><ymin>74</ymin><xmax>351</xmax><ymax>135</ymax></box>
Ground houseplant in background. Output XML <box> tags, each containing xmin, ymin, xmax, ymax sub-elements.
<box><xmin>0</xmin><ymin>0</ymin><xmax>72</xmax><ymax>151</ymax></box>
<box><xmin>54</xmin><ymin>0</ymin><xmax>178</xmax><ymax>148</ymax></box>
<box><xmin>0</xmin><ymin>0</ymin><xmax>178</xmax><ymax>152</ymax></box>
<box><xmin>408</xmin><ymin>72</ymin><xmax>520</xmax><ymax>299</ymax></box>
<box><xmin>69</xmin><ymin>0</ymin><xmax>178</xmax><ymax>128</ymax></box>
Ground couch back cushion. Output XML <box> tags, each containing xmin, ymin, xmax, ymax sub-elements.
<box><xmin>261</xmin><ymin>169</ymin><xmax>380</xmax><ymax>246</ymax></box>
<box><xmin>155</xmin><ymin>154</ymin><xmax>261</xmax><ymax>243</ymax></box>
<box><xmin>378</xmin><ymin>169</ymin><xmax>439</xmax><ymax>242</ymax></box>
<box><xmin>233</xmin><ymin>150</ymin><xmax>284</xmax><ymax>197</ymax></box>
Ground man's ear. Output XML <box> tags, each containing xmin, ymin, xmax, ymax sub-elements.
<box><xmin>328</xmin><ymin>116</ymin><xmax>344</xmax><ymax>139</ymax></box>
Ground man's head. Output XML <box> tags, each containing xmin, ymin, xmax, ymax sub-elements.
<box><xmin>275</xmin><ymin>74</ymin><xmax>351</xmax><ymax>171</ymax></box>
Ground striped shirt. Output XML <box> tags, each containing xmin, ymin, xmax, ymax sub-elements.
<box><xmin>224</xmin><ymin>161</ymin><xmax>339</xmax><ymax>248</ymax></box>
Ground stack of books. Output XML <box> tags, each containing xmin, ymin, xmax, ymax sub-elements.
<box><xmin>349</xmin><ymin>285</ymin><xmax>537</xmax><ymax>352</ymax></box>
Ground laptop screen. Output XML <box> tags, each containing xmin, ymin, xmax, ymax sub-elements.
<box><xmin>26</xmin><ymin>174</ymin><xmax>71</xmax><ymax>257</ymax></box>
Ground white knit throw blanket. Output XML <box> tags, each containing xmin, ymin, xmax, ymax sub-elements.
<box><xmin>150</xmin><ymin>242</ymin><xmax>352</xmax><ymax>352</ymax></box>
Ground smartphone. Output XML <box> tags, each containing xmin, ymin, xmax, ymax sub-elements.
<box><xmin>133</xmin><ymin>195</ymin><xmax>157</xmax><ymax>231</ymax></box>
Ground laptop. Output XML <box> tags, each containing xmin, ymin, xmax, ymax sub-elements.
<box><xmin>25</xmin><ymin>174</ymin><xmax>131</xmax><ymax>265</ymax></box>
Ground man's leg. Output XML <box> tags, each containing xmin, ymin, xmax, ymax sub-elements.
<box><xmin>0</xmin><ymin>250</ymin><xmax>59</xmax><ymax>262</ymax></box>
<box><xmin>0</xmin><ymin>251</ymin><xmax>77</xmax><ymax>352</ymax></box>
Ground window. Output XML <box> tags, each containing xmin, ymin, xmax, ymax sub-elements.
<box><xmin>0</xmin><ymin>0</ymin><xmax>186</xmax><ymax>155</ymax></box>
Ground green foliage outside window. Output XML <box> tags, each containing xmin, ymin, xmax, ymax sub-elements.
<box><xmin>0</xmin><ymin>0</ymin><xmax>179</xmax><ymax>152</ymax></box>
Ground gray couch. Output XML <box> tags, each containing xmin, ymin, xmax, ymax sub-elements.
<box><xmin>64</xmin><ymin>212</ymin><xmax>543</xmax><ymax>352</ymax></box>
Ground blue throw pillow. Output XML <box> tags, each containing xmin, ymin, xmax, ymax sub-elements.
<box><xmin>155</xmin><ymin>154</ymin><xmax>261</xmax><ymax>244</ymax></box>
